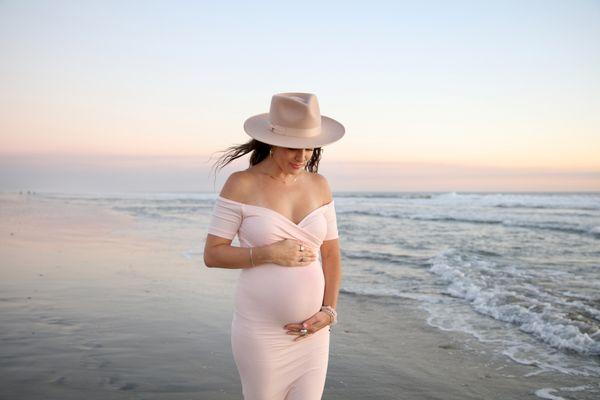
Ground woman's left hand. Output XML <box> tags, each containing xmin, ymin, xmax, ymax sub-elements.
<box><xmin>283</xmin><ymin>311</ymin><xmax>332</xmax><ymax>341</ymax></box>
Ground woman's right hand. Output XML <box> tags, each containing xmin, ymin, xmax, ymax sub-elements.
<box><xmin>268</xmin><ymin>239</ymin><xmax>318</xmax><ymax>267</ymax></box>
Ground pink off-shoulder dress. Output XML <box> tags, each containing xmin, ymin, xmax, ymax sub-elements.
<box><xmin>206</xmin><ymin>195</ymin><xmax>339</xmax><ymax>400</ymax></box>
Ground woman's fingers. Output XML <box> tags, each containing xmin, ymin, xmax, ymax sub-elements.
<box><xmin>284</xmin><ymin>322</ymin><xmax>310</xmax><ymax>341</ymax></box>
<box><xmin>283</xmin><ymin>320</ymin><xmax>327</xmax><ymax>341</ymax></box>
<box><xmin>296</xmin><ymin>249</ymin><xmax>317</xmax><ymax>266</ymax></box>
<box><xmin>298</xmin><ymin>243</ymin><xmax>317</xmax><ymax>255</ymax></box>
<box><xmin>289</xmin><ymin>328</ymin><xmax>312</xmax><ymax>341</ymax></box>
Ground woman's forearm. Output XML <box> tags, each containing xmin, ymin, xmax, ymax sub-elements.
<box><xmin>205</xmin><ymin>244</ymin><xmax>272</xmax><ymax>269</ymax></box>
<box><xmin>322</xmin><ymin>253</ymin><xmax>341</xmax><ymax>309</ymax></box>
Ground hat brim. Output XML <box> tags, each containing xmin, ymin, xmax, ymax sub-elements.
<box><xmin>243</xmin><ymin>113</ymin><xmax>345</xmax><ymax>148</ymax></box>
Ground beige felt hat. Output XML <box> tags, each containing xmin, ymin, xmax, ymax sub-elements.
<box><xmin>243</xmin><ymin>92</ymin><xmax>345</xmax><ymax>148</ymax></box>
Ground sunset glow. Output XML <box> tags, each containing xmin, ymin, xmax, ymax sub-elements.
<box><xmin>1</xmin><ymin>1</ymin><xmax>599</xmax><ymax>192</ymax></box>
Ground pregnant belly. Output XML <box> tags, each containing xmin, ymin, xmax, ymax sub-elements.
<box><xmin>233</xmin><ymin>261</ymin><xmax>325</xmax><ymax>325</ymax></box>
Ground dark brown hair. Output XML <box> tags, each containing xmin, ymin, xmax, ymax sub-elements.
<box><xmin>208</xmin><ymin>139</ymin><xmax>323</xmax><ymax>188</ymax></box>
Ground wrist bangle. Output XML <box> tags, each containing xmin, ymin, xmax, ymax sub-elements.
<box><xmin>320</xmin><ymin>305</ymin><xmax>337</xmax><ymax>326</ymax></box>
<box><xmin>249</xmin><ymin>247</ymin><xmax>255</xmax><ymax>267</ymax></box>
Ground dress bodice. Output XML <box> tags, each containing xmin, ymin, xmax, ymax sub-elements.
<box><xmin>207</xmin><ymin>195</ymin><xmax>339</xmax><ymax>250</ymax></box>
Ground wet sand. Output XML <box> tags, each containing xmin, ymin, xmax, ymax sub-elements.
<box><xmin>1</xmin><ymin>193</ymin><xmax>597</xmax><ymax>399</ymax></box>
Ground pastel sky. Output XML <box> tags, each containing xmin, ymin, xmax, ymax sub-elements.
<box><xmin>1</xmin><ymin>0</ymin><xmax>599</xmax><ymax>192</ymax></box>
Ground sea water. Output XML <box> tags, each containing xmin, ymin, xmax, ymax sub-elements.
<box><xmin>24</xmin><ymin>191</ymin><xmax>600</xmax><ymax>394</ymax></box>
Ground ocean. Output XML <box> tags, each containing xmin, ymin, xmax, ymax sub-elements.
<box><xmin>330</xmin><ymin>192</ymin><xmax>600</xmax><ymax>379</ymax></box>
<box><xmin>4</xmin><ymin>190</ymin><xmax>599</xmax><ymax>398</ymax></box>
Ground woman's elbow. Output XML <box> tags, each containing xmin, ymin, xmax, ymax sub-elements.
<box><xmin>203</xmin><ymin>243</ymin><xmax>216</xmax><ymax>268</ymax></box>
<box><xmin>204</xmin><ymin>253</ymin><xmax>214</xmax><ymax>268</ymax></box>
<box><xmin>204</xmin><ymin>235</ymin><xmax>233</xmax><ymax>268</ymax></box>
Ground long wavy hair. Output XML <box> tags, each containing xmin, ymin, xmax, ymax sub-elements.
<box><xmin>208</xmin><ymin>139</ymin><xmax>323</xmax><ymax>190</ymax></box>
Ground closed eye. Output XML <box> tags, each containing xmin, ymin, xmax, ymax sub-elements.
<box><xmin>286</xmin><ymin>147</ymin><xmax>314</xmax><ymax>151</ymax></box>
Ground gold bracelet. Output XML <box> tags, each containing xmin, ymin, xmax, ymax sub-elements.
<box><xmin>249</xmin><ymin>247</ymin><xmax>255</xmax><ymax>267</ymax></box>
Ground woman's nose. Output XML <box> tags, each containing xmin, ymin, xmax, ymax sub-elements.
<box><xmin>296</xmin><ymin>149</ymin><xmax>308</xmax><ymax>160</ymax></box>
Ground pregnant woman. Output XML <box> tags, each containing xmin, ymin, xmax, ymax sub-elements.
<box><xmin>203</xmin><ymin>92</ymin><xmax>345</xmax><ymax>400</ymax></box>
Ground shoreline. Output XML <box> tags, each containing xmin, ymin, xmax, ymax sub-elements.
<box><xmin>1</xmin><ymin>194</ymin><xmax>598</xmax><ymax>399</ymax></box>
<box><xmin>326</xmin><ymin>292</ymin><xmax>598</xmax><ymax>399</ymax></box>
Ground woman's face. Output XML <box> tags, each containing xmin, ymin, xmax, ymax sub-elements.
<box><xmin>273</xmin><ymin>146</ymin><xmax>314</xmax><ymax>173</ymax></box>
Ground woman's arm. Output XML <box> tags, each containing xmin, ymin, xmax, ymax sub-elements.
<box><xmin>204</xmin><ymin>237</ymin><xmax>272</xmax><ymax>269</ymax></box>
<box><xmin>320</xmin><ymin>239</ymin><xmax>341</xmax><ymax>308</ymax></box>
<box><xmin>316</xmin><ymin>173</ymin><xmax>341</xmax><ymax>308</ymax></box>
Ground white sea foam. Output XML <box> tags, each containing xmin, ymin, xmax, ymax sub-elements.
<box><xmin>535</xmin><ymin>384</ymin><xmax>598</xmax><ymax>400</ymax></box>
<box><xmin>429</xmin><ymin>192</ymin><xmax>600</xmax><ymax>211</ymax></box>
<box><xmin>429</xmin><ymin>250</ymin><xmax>600</xmax><ymax>356</ymax></box>
<box><xmin>535</xmin><ymin>387</ymin><xmax>567</xmax><ymax>400</ymax></box>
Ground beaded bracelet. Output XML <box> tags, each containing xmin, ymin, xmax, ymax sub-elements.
<box><xmin>320</xmin><ymin>305</ymin><xmax>337</xmax><ymax>326</ymax></box>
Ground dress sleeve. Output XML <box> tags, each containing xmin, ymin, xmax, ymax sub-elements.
<box><xmin>323</xmin><ymin>201</ymin><xmax>339</xmax><ymax>241</ymax></box>
<box><xmin>207</xmin><ymin>197</ymin><xmax>243</xmax><ymax>240</ymax></box>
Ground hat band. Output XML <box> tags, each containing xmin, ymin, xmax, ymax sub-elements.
<box><xmin>269</xmin><ymin>123</ymin><xmax>321</xmax><ymax>138</ymax></box>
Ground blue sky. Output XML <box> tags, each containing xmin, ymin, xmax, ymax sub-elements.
<box><xmin>1</xmin><ymin>0</ymin><xmax>599</xmax><ymax>192</ymax></box>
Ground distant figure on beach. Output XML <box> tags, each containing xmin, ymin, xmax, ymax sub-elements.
<box><xmin>204</xmin><ymin>92</ymin><xmax>345</xmax><ymax>399</ymax></box>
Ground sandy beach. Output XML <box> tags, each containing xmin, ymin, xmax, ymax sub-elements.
<box><xmin>1</xmin><ymin>192</ymin><xmax>598</xmax><ymax>399</ymax></box>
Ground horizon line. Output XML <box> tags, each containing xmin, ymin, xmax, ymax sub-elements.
<box><xmin>1</xmin><ymin>152</ymin><xmax>599</xmax><ymax>172</ymax></box>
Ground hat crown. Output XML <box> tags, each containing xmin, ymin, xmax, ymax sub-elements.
<box><xmin>269</xmin><ymin>93</ymin><xmax>321</xmax><ymax>131</ymax></box>
<box><xmin>243</xmin><ymin>91</ymin><xmax>344</xmax><ymax>148</ymax></box>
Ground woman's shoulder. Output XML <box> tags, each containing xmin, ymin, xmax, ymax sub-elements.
<box><xmin>310</xmin><ymin>172</ymin><xmax>334</xmax><ymax>203</ymax></box>
<box><xmin>219</xmin><ymin>170</ymin><xmax>255</xmax><ymax>203</ymax></box>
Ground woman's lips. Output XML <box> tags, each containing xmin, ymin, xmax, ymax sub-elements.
<box><xmin>290</xmin><ymin>162</ymin><xmax>303</xmax><ymax>169</ymax></box>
